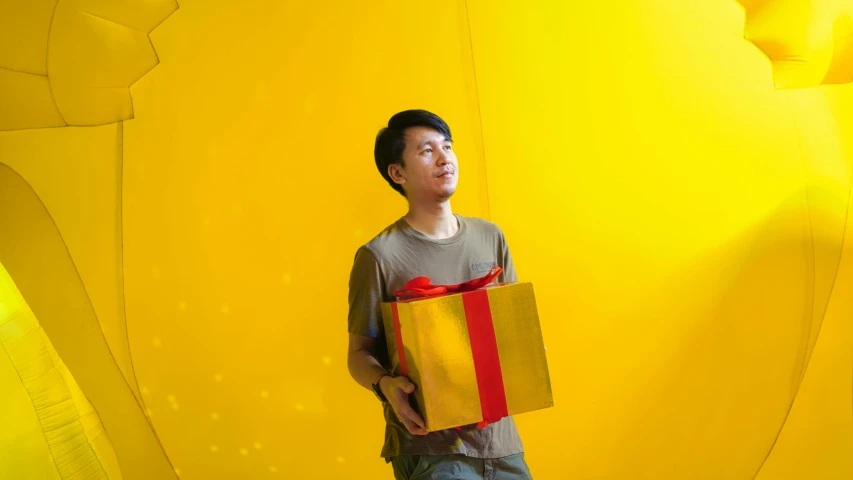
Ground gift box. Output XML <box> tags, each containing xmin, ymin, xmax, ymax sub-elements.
<box><xmin>380</xmin><ymin>266</ymin><xmax>553</xmax><ymax>432</ymax></box>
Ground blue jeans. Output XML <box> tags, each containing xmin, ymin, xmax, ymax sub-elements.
<box><xmin>391</xmin><ymin>453</ymin><xmax>533</xmax><ymax>480</ymax></box>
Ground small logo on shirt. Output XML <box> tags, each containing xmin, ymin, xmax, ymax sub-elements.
<box><xmin>471</xmin><ymin>261</ymin><xmax>497</xmax><ymax>274</ymax></box>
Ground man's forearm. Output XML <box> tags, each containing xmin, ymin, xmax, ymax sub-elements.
<box><xmin>347</xmin><ymin>349</ymin><xmax>390</xmax><ymax>391</ymax></box>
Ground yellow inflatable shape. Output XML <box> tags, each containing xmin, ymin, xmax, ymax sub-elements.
<box><xmin>0</xmin><ymin>163</ymin><xmax>177</xmax><ymax>480</ymax></box>
<box><xmin>0</xmin><ymin>123</ymin><xmax>142</xmax><ymax>404</ymax></box>
<box><xmin>739</xmin><ymin>0</ymin><xmax>853</xmax><ymax>88</ymax></box>
<box><xmin>783</xmin><ymin>88</ymin><xmax>852</xmax><ymax>387</ymax></box>
<box><xmin>0</xmin><ymin>0</ymin><xmax>178</xmax><ymax>131</ymax></box>
<box><xmin>0</xmin><ymin>261</ymin><xmax>122</xmax><ymax>480</ymax></box>
<box><xmin>755</xmin><ymin>184</ymin><xmax>853</xmax><ymax>477</ymax></box>
<box><xmin>2</xmin><ymin>0</ymin><xmax>853</xmax><ymax>478</ymax></box>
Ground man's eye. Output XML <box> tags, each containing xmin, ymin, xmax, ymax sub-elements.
<box><xmin>444</xmin><ymin>145</ymin><xmax>452</xmax><ymax>151</ymax></box>
<box><xmin>424</xmin><ymin>148</ymin><xmax>433</xmax><ymax>154</ymax></box>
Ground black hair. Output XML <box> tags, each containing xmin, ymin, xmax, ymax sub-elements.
<box><xmin>374</xmin><ymin>110</ymin><xmax>453</xmax><ymax>198</ymax></box>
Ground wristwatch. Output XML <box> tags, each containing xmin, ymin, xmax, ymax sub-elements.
<box><xmin>372</xmin><ymin>372</ymin><xmax>393</xmax><ymax>403</ymax></box>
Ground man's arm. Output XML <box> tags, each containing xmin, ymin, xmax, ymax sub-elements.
<box><xmin>346</xmin><ymin>333</ymin><xmax>390</xmax><ymax>391</ymax></box>
<box><xmin>346</xmin><ymin>247</ymin><xmax>428</xmax><ymax>435</ymax></box>
<box><xmin>347</xmin><ymin>333</ymin><xmax>427</xmax><ymax>435</ymax></box>
<box><xmin>346</xmin><ymin>247</ymin><xmax>391</xmax><ymax>391</ymax></box>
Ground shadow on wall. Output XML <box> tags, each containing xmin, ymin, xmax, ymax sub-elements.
<box><xmin>619</xmin><ymin>189</ymin><xmax>847</xmax><ymax>479</ymax></box>
<box><xmin>824</xmin><ymin>13</ymin><xmax>853</xmax><ymax>85</ymax></box>
<box><xmin>0</xmin><ymin>162</ymin><xmax>177</xmax><ymax>480</ymax></box>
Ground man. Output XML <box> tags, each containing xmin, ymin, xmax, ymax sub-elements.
<box><xmin>347</xmin><ymin>110</ymin><xmax>533</xmax><ymax>479</ymax></box>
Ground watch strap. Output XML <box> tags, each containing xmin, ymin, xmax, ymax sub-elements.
<box><xmin>373</xmin><ymin>372</ymin><xmax>393</xmax><ymax>386</ymax></box>
<box><xmin>372</xmin><ymin>372</ymin><xmax>393</xmax><ymax>403</ymax></box>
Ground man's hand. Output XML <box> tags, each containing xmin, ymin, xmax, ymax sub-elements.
<box><xmin>347</xmin><ymin>334</ymin><xmax>428</xmax><ymax>435</ymax></box>
<box><xmin>380</xmin><ymin>375</ymin><xmax>428</xmax><ymax>435</ymax></box>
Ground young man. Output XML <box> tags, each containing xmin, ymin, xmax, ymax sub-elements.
<box><xmin>347</xmin><ymin>110</ymin><xmax>533</xmax><ymax>479</ymax></box>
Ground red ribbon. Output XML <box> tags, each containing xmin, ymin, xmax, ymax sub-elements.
<box><xmin>391</xmin><ymin>266</ymin><xmax>509</xmax><ymax>431</ymax></box>
<box><xmin>394</xmin><ymin>265</ymin><xmax>503</xmax><ymax>299</ymax></box>
<box><xmin>462</xmin><ymin>289</ymin><xmax>509</xmax><ymax>430</ymax></box>
<box><xmin>391</xmin><ymin>303</ymin><xmax>408</xmax><ymax>377</ymax></box>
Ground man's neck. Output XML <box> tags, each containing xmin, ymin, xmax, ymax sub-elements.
<box><xmin>404</xmin><ymin>201</ymin><xmax>458</xmax><ymax>240</ymax></box>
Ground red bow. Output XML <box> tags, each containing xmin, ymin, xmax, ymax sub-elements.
<box><xmin>394</xmin><ymin>265</ymin><xmax>503</xmax><ymax>298</ymax></box>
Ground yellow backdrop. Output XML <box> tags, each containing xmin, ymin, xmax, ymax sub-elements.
<box><xmin>1</xmin><ymin>0</ymin><xmax>851</xmax><ymax>479</ymax></box>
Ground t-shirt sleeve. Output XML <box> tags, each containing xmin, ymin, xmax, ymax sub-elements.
<box><xmin>499</xmin><ymin>230</ymin><xmax>518</xmax><ymax>284</ymax></box>
<box><xmin>347</xmin><ymin>246</ymin><xmax>385</xmax><ymax>338</ymax></box>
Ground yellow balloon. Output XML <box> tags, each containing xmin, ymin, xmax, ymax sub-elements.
<box><xmin>0</xmin><ymin>260</ymin><xmax>122</xmax><ymax>480</ymax></box>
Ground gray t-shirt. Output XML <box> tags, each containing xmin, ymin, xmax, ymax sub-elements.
<box><xmin>347</xmin><ymin>214</ymin><xmax>524</xmax><ymax>460</ymax></box>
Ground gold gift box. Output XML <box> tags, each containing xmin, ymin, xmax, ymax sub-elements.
<box><xmin>380</xmin><ymin>282</ymin><xmax>553</xmax><ymax>432</ymax></box>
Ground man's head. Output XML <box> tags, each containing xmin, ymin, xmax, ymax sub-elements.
<box><xmin>374</xmin><ymin>110</ymin><xmax>458</xmax><ymax>202</ymax></box>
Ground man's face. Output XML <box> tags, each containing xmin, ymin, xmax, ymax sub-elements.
<box><xmin>392</xmin><ymin>126</ymin><xmax>458</xmax><ymax>201</ymax></box>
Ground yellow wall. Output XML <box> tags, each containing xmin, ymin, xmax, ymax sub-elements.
<box><xmin>468</xmin><ymin>2</ymin><xmax>853</xmax><ymax>478</ymax></box>
<box><xmin>122</xmin><ymin>1</ymin><xmax>488</xmax><ymax>478</ymax></box>
<box><xmin>1</xmin><ymin>0</ymin><xmax>852</xmax><ymax>479</ymax></box>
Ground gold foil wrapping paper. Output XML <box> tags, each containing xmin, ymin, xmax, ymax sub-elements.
<box><xmin>381</xmin><ymin>282</ymin><xmax>553</xmax><ymax>432</ymax></box>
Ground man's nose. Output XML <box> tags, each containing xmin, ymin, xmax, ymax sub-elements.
<box><xmin>436</xmin><ymin>150</ymin><xmax>449</xmax><ymax>165</ymax></box>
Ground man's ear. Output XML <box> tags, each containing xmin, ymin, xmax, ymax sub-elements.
<box><xmin>388</xmin><ymin>164</ymin><xmax>406</xmax><ymax>185</ymax></box>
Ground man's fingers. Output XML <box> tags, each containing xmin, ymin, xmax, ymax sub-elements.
<box><xmin>389</xmin><ymin>377</ymin><xmax>427</xmax><ymax>435</ymax></box>
<box><xmin>395</xmin><ymin>378</ymin><xmax>417</xmax><ymax>394</ymax></box>
<box><xmin>401</xmin><ymin>417</ymin><xmax>429</xmax><ymax>436</ymax></box>
<box><xmin>403</xmin><ymin>407</ymin><xmax>426</xmax><ymax>430</ymax></box>
<box><xmin>392</xmin><ymin>402</ymin><xmax>428</xmax><ymax>435</ymax></box>
<box><xmin>396</xmin><ymin>410</ymin><xmax>424</xmax><ymax>435</ymax></box>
